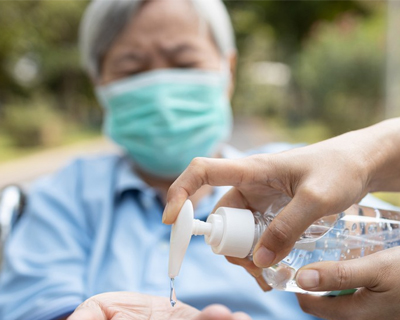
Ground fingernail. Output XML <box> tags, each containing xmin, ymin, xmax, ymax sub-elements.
<box><xmin>162</xmin><ymin>203</ymin><xmax>169</xmax><ymax>223</ymax></box>
<box><xmin>253</xmin><ymin>246</ymin><xmax>276</xmax><ymax>267</ymax></box>
<box><xmin>296</xmin><ymin>270</ymin><xmax>320</xmax><ymax>289</ymax></box>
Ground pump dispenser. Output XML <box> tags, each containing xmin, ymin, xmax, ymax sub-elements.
<box><xmin>168</xmin><ymin>200</ymin><xmax>256</xmax><ymax>280</ymax></box>
<box><xmin>169</xmin><ymin>199</ymin><xmax>400</xmax><ymax>297</ymax></box>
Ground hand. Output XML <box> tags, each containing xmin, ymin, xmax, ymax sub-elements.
<box><xmin>295</xmin><ymin>247</ymin><xmax>400</xmax><ymax>320</ymax></box>
<box><xmin>67</xmin><ymin>292</ymin><xmax>251</xmax><ymax>320</ymax></box>
<box><xmin>163</xmin><ymin>118</ymin><xmax>400</xmax><ymax>290</ymax></box>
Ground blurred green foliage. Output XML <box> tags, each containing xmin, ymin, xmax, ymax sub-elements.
<box><xmin>294</xmin><ymin>12</ymin><xmax>386</xmax><ymax>135</ymax></box>
<box><xmin>2</xmin><ymin>95</ymin><xmax>65</xmax><ymax>147</ymax></box>
<box><xmin>224</xmin><ymin>1</ymin><xmax>386</xmax><ymax>136</ymax></box>
<box><xmin>0</xmin><ymin>0</ymin><xmax>101</xmax><ymax>148</ymax></box>
<box><xmin>0</xmin><ymin>0</ymin><xmax>388</xmax><ymax>149</ymax></box>
<box><xmin>224</xmin><ymin>1</ymin><xmax>369</xmax><ymax>59</ymax></box>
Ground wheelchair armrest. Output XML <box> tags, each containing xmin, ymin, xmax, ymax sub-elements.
<box><xmin>0</xmin><ymin>185</ymin><xmax>26</xmax><ymax>245</ymax></box>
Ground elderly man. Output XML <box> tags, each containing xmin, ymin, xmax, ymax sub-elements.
<box><xmin>0</xmin><ymin>1</ymin><xmax>324</xmax><ymax>319</ymax></box>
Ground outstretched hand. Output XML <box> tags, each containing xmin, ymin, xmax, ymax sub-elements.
<box><xmin>67</xmin><ymin>292</ymin><xmax>251</xmax><ymax>320</ymax></box>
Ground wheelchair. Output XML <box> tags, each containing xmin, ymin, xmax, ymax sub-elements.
<box><xmin>0</xmin><ymin>185</ymin><xmax>26</xmax><ymax>265</ymax></box>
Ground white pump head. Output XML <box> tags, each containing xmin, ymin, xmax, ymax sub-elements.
<box><xmin>168</xmin><ymin>200</ymin><xmax>195</xmax><ymax>279</ymax></box>
<box><xmin>168</xmin><ymin>200</ymin><xmax>256</xmax><ymax>279</ymax></box>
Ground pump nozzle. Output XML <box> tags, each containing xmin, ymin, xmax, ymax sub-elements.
<box><xmin>168</xmin><ymin>200</ymin><xmax>256</xmax><ymax>279</ymax></box>
<box><xmin>168</xmin><ymin>200</ymin><xmax>214</xmax><ymax>278</ymax></box>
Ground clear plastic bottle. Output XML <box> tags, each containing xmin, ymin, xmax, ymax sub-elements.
<box><xmin>253</xmin><ymin>203</ymin><xmax>400</xmax><ymax>295</ymax></box>
<box><xmin>168</xmin><ymin>200</ymin><xmax>400</xmax><ymax>296</ymax></box>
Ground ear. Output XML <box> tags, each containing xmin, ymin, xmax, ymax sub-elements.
<box><xmin>227</xmin><ymin>51</ymin><xmax>237</xmax><ymax>99</ymax></box>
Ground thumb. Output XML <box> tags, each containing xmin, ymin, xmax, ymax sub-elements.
<box><xmin>253</xmin><ymin>190</ymin><xmax>321</xmax><ymax>268</ymax></box>
<box><xmin>295</xmin><ymin>248</ymin><xmax>400</xmax><ymax>292</ymax></box>
<box><xmin>163</xmin><ymin>157</ymin><xmax>251</xmax><ymax>224</ymax></box>
<box><xmin>67</xmin><ymin>300</ymin><xmax>106</xmax><ymax>320</ymax></box>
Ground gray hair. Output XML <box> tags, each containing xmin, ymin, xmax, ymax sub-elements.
<box><xmin>79</xmin><ymin>0</ymin><xmax>236</xmax><ymax>79</ymax></box>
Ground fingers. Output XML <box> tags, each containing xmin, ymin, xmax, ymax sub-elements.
<box><xmin>295</xmin><ymin>248</ymin><xmax>400</xmax><ymax>293</ymax></box>
<box><xmin>254</xmin><ymin>274</ymin><xmax>272</xmax><ymax>292</ymax></box>
<box><xmin>163</xmin><ymin>157</ymin><xmax>251</xmax><ymax>224</ymax></box>
<box><xmin>225</xmin><ymin>256</ymin><xmax>262</xmax><ymax>277</ymax></box>
<box><xmin>67</xmin><ymin>299</ymin><xmax>106</xmax><ymax>320</ymax></box>
<box><xmin>225</xmin><ymin>256</ymin><xmax>272</xmax><ymax>292</ymax></box>
<box><xmin>196</xmin><ymin>305</ymin><xmax>252</xmax><ymax>320</ymax></box>
<box><xmin>232</xmin><ymin>311</ymin><xmax>253</xmax><ymax>320</ymax></box>
<box><xmin>296</xmin><ymin>293</ymin><xmax>359</xmax><ymax>320</ymax></box>
<box><xmin>195</xmin><ymin>305</ymin><xmax>235</xmax><ymax>320</ymax></box>
<box><xmin>253</xmin><ymin>190</ymin><xmax>320</xmax><ymax>268</ymax></box>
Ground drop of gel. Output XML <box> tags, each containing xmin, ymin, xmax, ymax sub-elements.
<box><xmin>170</xmin><ymin>278</ymin><xmax>177</xmax><ymax>307</ymax></box>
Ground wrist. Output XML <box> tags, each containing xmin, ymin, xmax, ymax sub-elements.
<box><xmin>363</xmin><ymin>118</ymin><xmax>400</xmax><ymax>192</ymax></box>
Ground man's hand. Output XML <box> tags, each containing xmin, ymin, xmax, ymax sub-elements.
<box><xmin>67</xmin><ymin>292</ymin><xmax>251</xmax><ymax>320</ymax></box>
<box><xmin>295</xmin><ymin>247</ymin><xmax>400</xmax><ymax>320</ymax></box>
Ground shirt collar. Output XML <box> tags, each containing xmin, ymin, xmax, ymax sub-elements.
<box><xmin>114</xmin><ymin>155</ymin><xmax>150</xmax><ymax>197</ymax></box>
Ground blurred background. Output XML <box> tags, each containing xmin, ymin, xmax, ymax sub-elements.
<box><xmin>0</xmin><ymin>0</ymin><xmax>399</xmax><ymax>204</ymax></box>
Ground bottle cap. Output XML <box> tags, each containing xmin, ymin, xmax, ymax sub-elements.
<box><xmin>206</xmin><ymin>207</ymin><xmax>255</xmax><ymax>258</ymax></box>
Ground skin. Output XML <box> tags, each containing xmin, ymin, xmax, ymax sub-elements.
<box><xmin>67</xmin><ymin>292</ymin><xmax>251</xmax><ymax>320</ymax></box>
<box><xmin>162</xmin><ymin>117</ymin><xmax>400</xmax><ymax>317</ymax></box>
<box><xmin>295</xmin><ymin>247</ymin><xmax>400</xmax><ymax>320</ymax></box>
<box><xmin>63</xmin><ymin>1</ymin><xmax>240</xmax><ymax>319</ymax></box>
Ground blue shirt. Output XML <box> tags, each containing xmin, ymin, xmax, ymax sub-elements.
<box><xmin>0</xmin><ymin>144</ymin><xmax>394</xmax><ymax>320</ymax></box>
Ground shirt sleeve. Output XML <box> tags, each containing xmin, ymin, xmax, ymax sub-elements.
<box><xmin>0</xmin><ymin>160</ymin><xmax>91</xmax><ymax>320</ymax></box>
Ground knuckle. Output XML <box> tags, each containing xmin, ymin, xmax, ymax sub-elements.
<box><xmin>268</xmin><ymin>218</ymin><xmax>293</xmax><ymax>246</ymax></box>
<box><xmin>301</xmin><ymin>185</ymin><xmax>325</xmax><ymax>204</ymax></box>
<box><xmin>166</xmin><ymin>184</ymin><xmax>187</xmax><ymax>201</ymax></box>
<box><xmin>189</xmin><ymin>157</ymin><xmax>207</xmax><ymax>170</ymax></box>
<box><xmin>188</xmin><ymin>157</ymin><xmax>209</xmax><ymax>183</ymax></box>
<box><xmin>372</xmin><ymin>253</ymin><xmax>395</xmax><ymax>288</ymax></box>
<box><xmin>300</xmin><ymin>185</ymin><xmax>333</xmax><ymax>212</ymax></box>
<box><xmin>334</xmin><ymin>263</ymin><xmax>352</xmax><ymax>290</ymax></box>
<box><xmin>167</xmin><ymin>183</ymin><xmax>179</xmax><ymax>195</ymax></box>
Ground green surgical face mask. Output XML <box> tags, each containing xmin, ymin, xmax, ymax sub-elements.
<box><xmin>96</xmin><ymin>68</ymin><xmax>233</xmax><ymax>179</ymax></box>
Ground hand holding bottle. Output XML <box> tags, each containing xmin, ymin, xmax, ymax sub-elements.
<box><xmin>67</xmin><ymin>292</ymin><xmax>251</xmax><ymax>320</ymax></box>
<box><xmin>163</xmin><ymin>118</ymin><xmax>400</xmax><ymax>282</ymax></box>
<box><xmin>295</xmin><ymin>246</ymin><xmax>400</xmax><ymax>319</ymax></box>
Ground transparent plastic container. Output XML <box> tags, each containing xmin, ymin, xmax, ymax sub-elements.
<box><xmin>255</xmin><ymin>203</ymin><xmax>400</xmax><ymax>295</ymax></box>
<box><xmin>168</xmin><ymin>199</ymin><xmax>400</xmax><ymax>297</ymax></box>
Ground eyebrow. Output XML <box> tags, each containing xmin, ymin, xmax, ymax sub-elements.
<box><xmin>161</xmin><ymin>43</ymin><xmax>201</xmax><ymax>59</ymax></box>
<box><xmin>111</xmin><ymin>52</ymin><xmax>148</xmax><ymax>67</ymax></box>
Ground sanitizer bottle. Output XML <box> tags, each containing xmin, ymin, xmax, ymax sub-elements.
<box><xmin>168</xmin><ymin>199</ymin><xmax>400</xmax><ymax>297</ymax></box>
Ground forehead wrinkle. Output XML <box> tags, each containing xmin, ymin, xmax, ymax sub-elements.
<box><xmin>140</xmin><ymin>0</ymin><xmax>217</xmax><ymax>54</ymax></box>
<box><xmin>131</xmin><ymin>0</ymin><xmax>201</xmax><ymax>36</ymax></box>
<box><xmin>101</xmin><ymin>0</ymin><xmax>220</xmax><ymax>76</ymax></box>
<box><xmin>112</xmin><ymin>0</ymin><xmax>217</xmax><ymax>58</ymax></box>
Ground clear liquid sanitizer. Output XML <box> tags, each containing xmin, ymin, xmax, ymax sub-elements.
<box><xmin>168</xmin><ymin>199</ymin><xmax>400</xmax><ymax>299</ymax></box>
